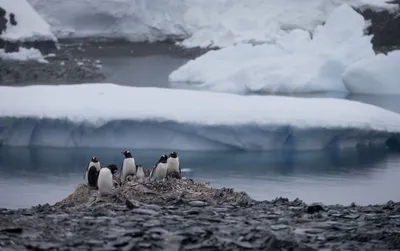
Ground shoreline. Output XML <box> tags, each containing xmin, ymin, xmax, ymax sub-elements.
<box><xmin>1</xmin><ymin>178</ymin><xmax>400</xmax><ymax>250</ymax></box>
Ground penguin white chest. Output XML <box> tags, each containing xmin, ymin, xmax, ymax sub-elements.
<box><xmin>98</xmin><ymin>168</ymin><xmax>113</xmax><ymax>196</ymax></box>
<box><xmin>167</xmin><ymin>157</ymin><xmax>180</xmax><ymax>174</ymax></box>
<box><xmin>121</xmin><ymin>158</ymin><xmax>136</xmax><ymax>182</ymax></box>
<box><xmin>136</xmin><ymin>166</ymin><xmax>145</xmax><ymax>179</ymax></box>
<box><xmin>151</xmin><ymin>163</ymin><xmax>167</xmax><ymax>181</ymax></box>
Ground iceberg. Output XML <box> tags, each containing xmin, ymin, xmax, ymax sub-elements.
<box><xmin>342</xmin><ymin>50</ymin><xmax>400</xmax><ymax>95</ymax></box>
<box><xmin>0</xmin><ymin>0</ymin><xmax>56</xmax><ymax>42</ymax></box>
<box><xmin>169</xmin><ymin>4</ymin><xmax>377</xmax><ymax>95</ymax></box>
<box><xmin>0</xmin><ymin>83</ymin><xmax>400</xmax><ymax>151</ymax></box>
<box><xmin>27</xmin><ymin>0</ymin><xmax>397</xmax><ymax>48</ymax></box>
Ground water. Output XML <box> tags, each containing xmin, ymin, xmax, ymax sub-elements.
<box><xmin>2</xmin><ymin>42</ymin><xmax>400</xmax><ymax>209</ymax></box>
<box><xmin>1</xmin><ymin>146</ymin><xmax>399</xmax><ymax>209</ymax></box>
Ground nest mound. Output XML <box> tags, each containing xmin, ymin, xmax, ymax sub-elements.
<box><xmin>55</xmin><ymin>177</ymin><xmax>253</xmax><ymax>208</ymax></box>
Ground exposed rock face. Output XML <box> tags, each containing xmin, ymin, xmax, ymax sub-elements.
<box><xmin>357</xmin><ymin>5</ymin><xmax>400</xmax><ymax>53</ymax></box>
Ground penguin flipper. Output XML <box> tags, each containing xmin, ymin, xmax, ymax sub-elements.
<box><xmin>150</xmin><ymin>165</ymin><xmax>157</xmax><ymax>179</ymax></box>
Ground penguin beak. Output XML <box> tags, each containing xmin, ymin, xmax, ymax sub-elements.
<box><xmin>121</xmin><ymin>151</ymin><xmax>124</xmax><ymax>155</ymax></box>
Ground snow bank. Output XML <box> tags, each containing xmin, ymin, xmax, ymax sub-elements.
<box><xmin>169</xmin><ymin>4</ymin><xmax>377</xmax><ymax>94</ymax></box>
<box><xmin>0</xmin><ymin>47</ymin><xmax>48</xmax><ymax>63</ymax></box>
<box><xmin>27</xmin><ymin>0</ymin><xmax>397</xmax><ymax>48</ymax></box>
<box><xmin>0</xmin><ymin>0</ymin><xmax>56</xmax><ymax>42</ymax></box>
<box><xmin>0</xmin><ymin>83</ymin><xmax>400</xmax><ymax>151</ymax></box>
<box><xmin>342</xmin><ymin>50</ymin><xmax>400</xmax><ymax>95</ymax></box>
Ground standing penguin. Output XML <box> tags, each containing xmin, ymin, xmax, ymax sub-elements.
<box><xmin>150</xmin><ymin>154</ymin><xmax>168</xmax><ymax>181</ymax></box>
<box><xmin>97</xmin><ymin>166</ymin><xmax>114</xmax><ymax>196</ymax></box>
<box><xmin>84</xmin><ymin>156</ymin><xmax>101</xmax><ymax>187</ymax></box>
<box><xmin>135</xmin><ymin>164</ymin><xmax>145</xmax><ymax>179</ymax></box>
<box><xmin>120</xmin><ymin>150</ymin><xmax>136</xmax><ymax>183</ymax></box>
<box><xmin>167</xmin><ymin>151</ymin><xmax>181</xmax><ymax>178</ymax></box>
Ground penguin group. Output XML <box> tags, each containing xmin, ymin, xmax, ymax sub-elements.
<box><xmin>83</xmin><ymin>151</ymin><xmax>181</xmax><ymax>196</ymax></box>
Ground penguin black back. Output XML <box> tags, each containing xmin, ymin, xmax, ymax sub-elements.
<box><xmin>87</xmin><ymin>166</ymin><xmax>99</xmax><ymax>188</ymax></box>
<box><xmin>106</xmin><ymin>164</ymin><xmax>118</xmax><ymax>174</ymax></box>
<box><xmin>159</xmin><ymin>154</ymin><xmax>168</xmax><ymax>164</ymax></box>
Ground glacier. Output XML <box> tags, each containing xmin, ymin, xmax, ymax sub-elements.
<box><xmin>27</xmin><ymin>0</ymin><xmax>397</xmax><ymax>48</ymax></box>
<box><xmin>168</xmin><ymin>4</ymin><xmax>400</xmax><ymax>95</ymax></box>
<box><xmin>0</xmin><ymin>83</ymin><xmax>400</xmax><ymax>151</ymax></box>
<box><xmin>0</xmin><ymin>0</ymin><xmax>56</xmax><ymax>42</ymax></box>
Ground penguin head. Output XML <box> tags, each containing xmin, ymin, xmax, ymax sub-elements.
<box><xmin>159</xmin><ymin>154</ymin><xmax>168</xmax><ymax>164</ymax></box>
<box><xmin>107</xmin><ymin>164</ymin><xmax>118</xmax><ymax>174</ymax></box>
<box><xmin>135</xmin><ymin>164</ymin><xmax>142</xmax><ymax>171</ymax></box>
<box><xmin>91</xmin><ymin>156</ymin><xmax>99</xmax><ymax>163</ymax></box>
<box><xmin>169</xmin><ymin>151</ymin><xmax>178</xmax><ymax>158</ymax></box>
<box><xmin>121</xmin><ymin>150</ymin><xmax>132</xmax><ymax>158</ymax></box>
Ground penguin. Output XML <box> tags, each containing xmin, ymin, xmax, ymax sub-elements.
<box><xmin>167</xmin><ymin>151</ymin><xmax>181</xmax><ymax>178</ymax></box>
<box><xmin>135</xmin><ymin>164</ymin><xmax>145</xmax><ymax>179</ymax></box>
<box><xmin>84</xmin><ymin>156</ymin><xmax>101</xmax><ymax>187</ymax></box>
<box><xmin>120</xmin><ymin>150</ymin><xmax>136</xmax><ymax>183</ymax></box>
<box><xmin>86</xmin><ymin>166</ymin><xmax>99</xmax><ymax>188</ymax></box>
<box><xmin>97</xmin><ymin>166</ymin><xmax>114</xmax><ymax>196</ymax></box>
<box><xmin>150</xmin><ymin>154</ymin><xmax>168</xmax><ymax>181</ymax></box>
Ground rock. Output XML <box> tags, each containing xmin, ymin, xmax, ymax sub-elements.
<box><xmin>0</xmin><ymin>227</ymin><xmax>22</xmax><ymax>234</ymax></box>
<box><xmin>357</xmin><ymin>6</ymin><xmax>400</xmax><ymax>53</ymax></box>
<box><xmin>306</xmin><ymin>204</ymin><xmax>325</xmax><ymax>214</ymax></box>
<box><xmin>188</xmin><ymin>201</ymin><xmax>208</xmax><ymax>207</ymax></box>
<box><xmin>125</xmin><ymin>199</ymin><xmax>139</xmax><ymax>210</ymax></box>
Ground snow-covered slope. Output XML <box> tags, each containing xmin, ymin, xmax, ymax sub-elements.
<box><xmin>0</xmin><ymin>0</ymin><xmax>56</xmax><ymax>42</ymax></box>
<box><xmin>169</xmin><ymin>4</ymin><xmax>400</xmax><ymax>95</ymax></box>
<box><xmin>27</xmin><ymin>0</ymin><xmax>397</xmax><ymax>48</ymax></box>
<box><xmin>0</xmin><ymin>83</ymin><xmax>399</xmax><ymax>151</ymax></box>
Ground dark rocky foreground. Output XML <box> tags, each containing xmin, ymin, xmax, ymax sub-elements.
<box><xmin>1</xmin><ymin>178</ymin><xmax>400</xmax><ymax>251</ymax></box>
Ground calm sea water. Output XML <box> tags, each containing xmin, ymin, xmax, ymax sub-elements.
<box><xmin>1</xmin><ymin>147</ymin><xmax>399</xmax><ymax>209</ymax></box>
<box><xmin>1</xmin><ymin>42</ymin><xmax>400</xmax><ymax>209</ymax></box>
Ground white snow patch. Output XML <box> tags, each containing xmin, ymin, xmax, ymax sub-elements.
<box><xmin>0</xmin><ymin>0</ymin><xmax>57</xmax><ymax>42</ymax></box>
<box><xmin>0</xmin><ymin>47</ymin><xmax>48</xmax><ymax>63</ymax></box>
<box><xmin>342</xmin><ymin>50</ymin><xmax>400</xmax><ymax>94</ymax></box>
<box><xmin>27</xmin><ymin>0</ymin><xmax>397</xmax><ymax>48</ymax></box>
<box><xmin>169</xmin><ymin>4</ymin><xmax>376</xmax><ymax>94</ymax></box>
<box><xmin>0</xmin><ymin>83</ymin><xmax>399</xmax><ymax>151</ymax></box>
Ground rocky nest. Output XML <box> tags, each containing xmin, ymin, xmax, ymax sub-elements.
<box><xmin>1</xmin><ymin>178</ymin><xmax>400</xmax><ymax>251</ymax></box>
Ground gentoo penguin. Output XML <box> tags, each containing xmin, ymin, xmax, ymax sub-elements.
<box><xmin>150</xmin><ymin>154</ymin><xmax>168</xmax><ymax>181</ymax></box>
<box><xmin>97</xmin><ymin>166</ymin><xmax>114</xmax><ymax>196</ymax></box>
<box><xmin>120</xmin><ymin>150</ymin><xmax>136</xmax><ymax>183</ymax></box>
<box><xmin>84</xmin><ymin>156</ymin><xmax>101</xmax><ymax>187</ymax></box>
<box><xmin>135</xmin><ymin>164</ymin><xmax>145</xmax><ymax>179</ymax></box>
<box><xmin>167</xmin><ymin>151</ymin><xmax>181</xmax><ymax>178</ymax></box>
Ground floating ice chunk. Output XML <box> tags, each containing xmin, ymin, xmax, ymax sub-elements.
<box><xmin>0</xmin><ymin>83</ymin><xmax>399</xmax><ymax>151</ymax></box>
<box><xmin>169</xmin><ymin>4</ymin><xmax>376</xmax><ymax>95</ymax></box>
<box><xmin>0</xmin><ymin>47</ymin><xmax>48</xmax><ymax>63</ymax></box>
<box><xmin>342</xmin><ymin>50</ymin><xmax>400</xmax><ymax>95</ymax></box>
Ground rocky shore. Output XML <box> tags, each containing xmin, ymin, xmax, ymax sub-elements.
<box><xmin>1</xmin><ymin>178</ymin><xmax>400</xmax><ymax>251</ymax></box>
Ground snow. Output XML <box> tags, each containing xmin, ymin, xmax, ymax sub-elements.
<box><xmin>0</xmin><ymin>83</ymin><xmax>400</xmax><ymax>151</ymax></box>
<box><xmin>169</xmin><ymin>4</ymin><xmax>377</xmax><ymax>95</ymax></box>
<box><xmin>342</xmin><ymin>50</ymin><xmax>400</xmax><ymax>95</ymax></box>
<box><xmin>0</xmin><ymin>0</ymin><xmax>56</xmax><ymax>42</ymax></box>
<box><xmin>27</xmin><ymin>0</ymin><xmax>397</xmax><ymax>48</ymax></box>
<box><xmin>0</xmin><ymin>47</ymin><xmax>48</xmax><ymax>63</ymax></box>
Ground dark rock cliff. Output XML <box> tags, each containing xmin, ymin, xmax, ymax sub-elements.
<box><xmin>356</xmin><ymin>3</ymin><xmax>400</xmax><ymax>53</ymax></box>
